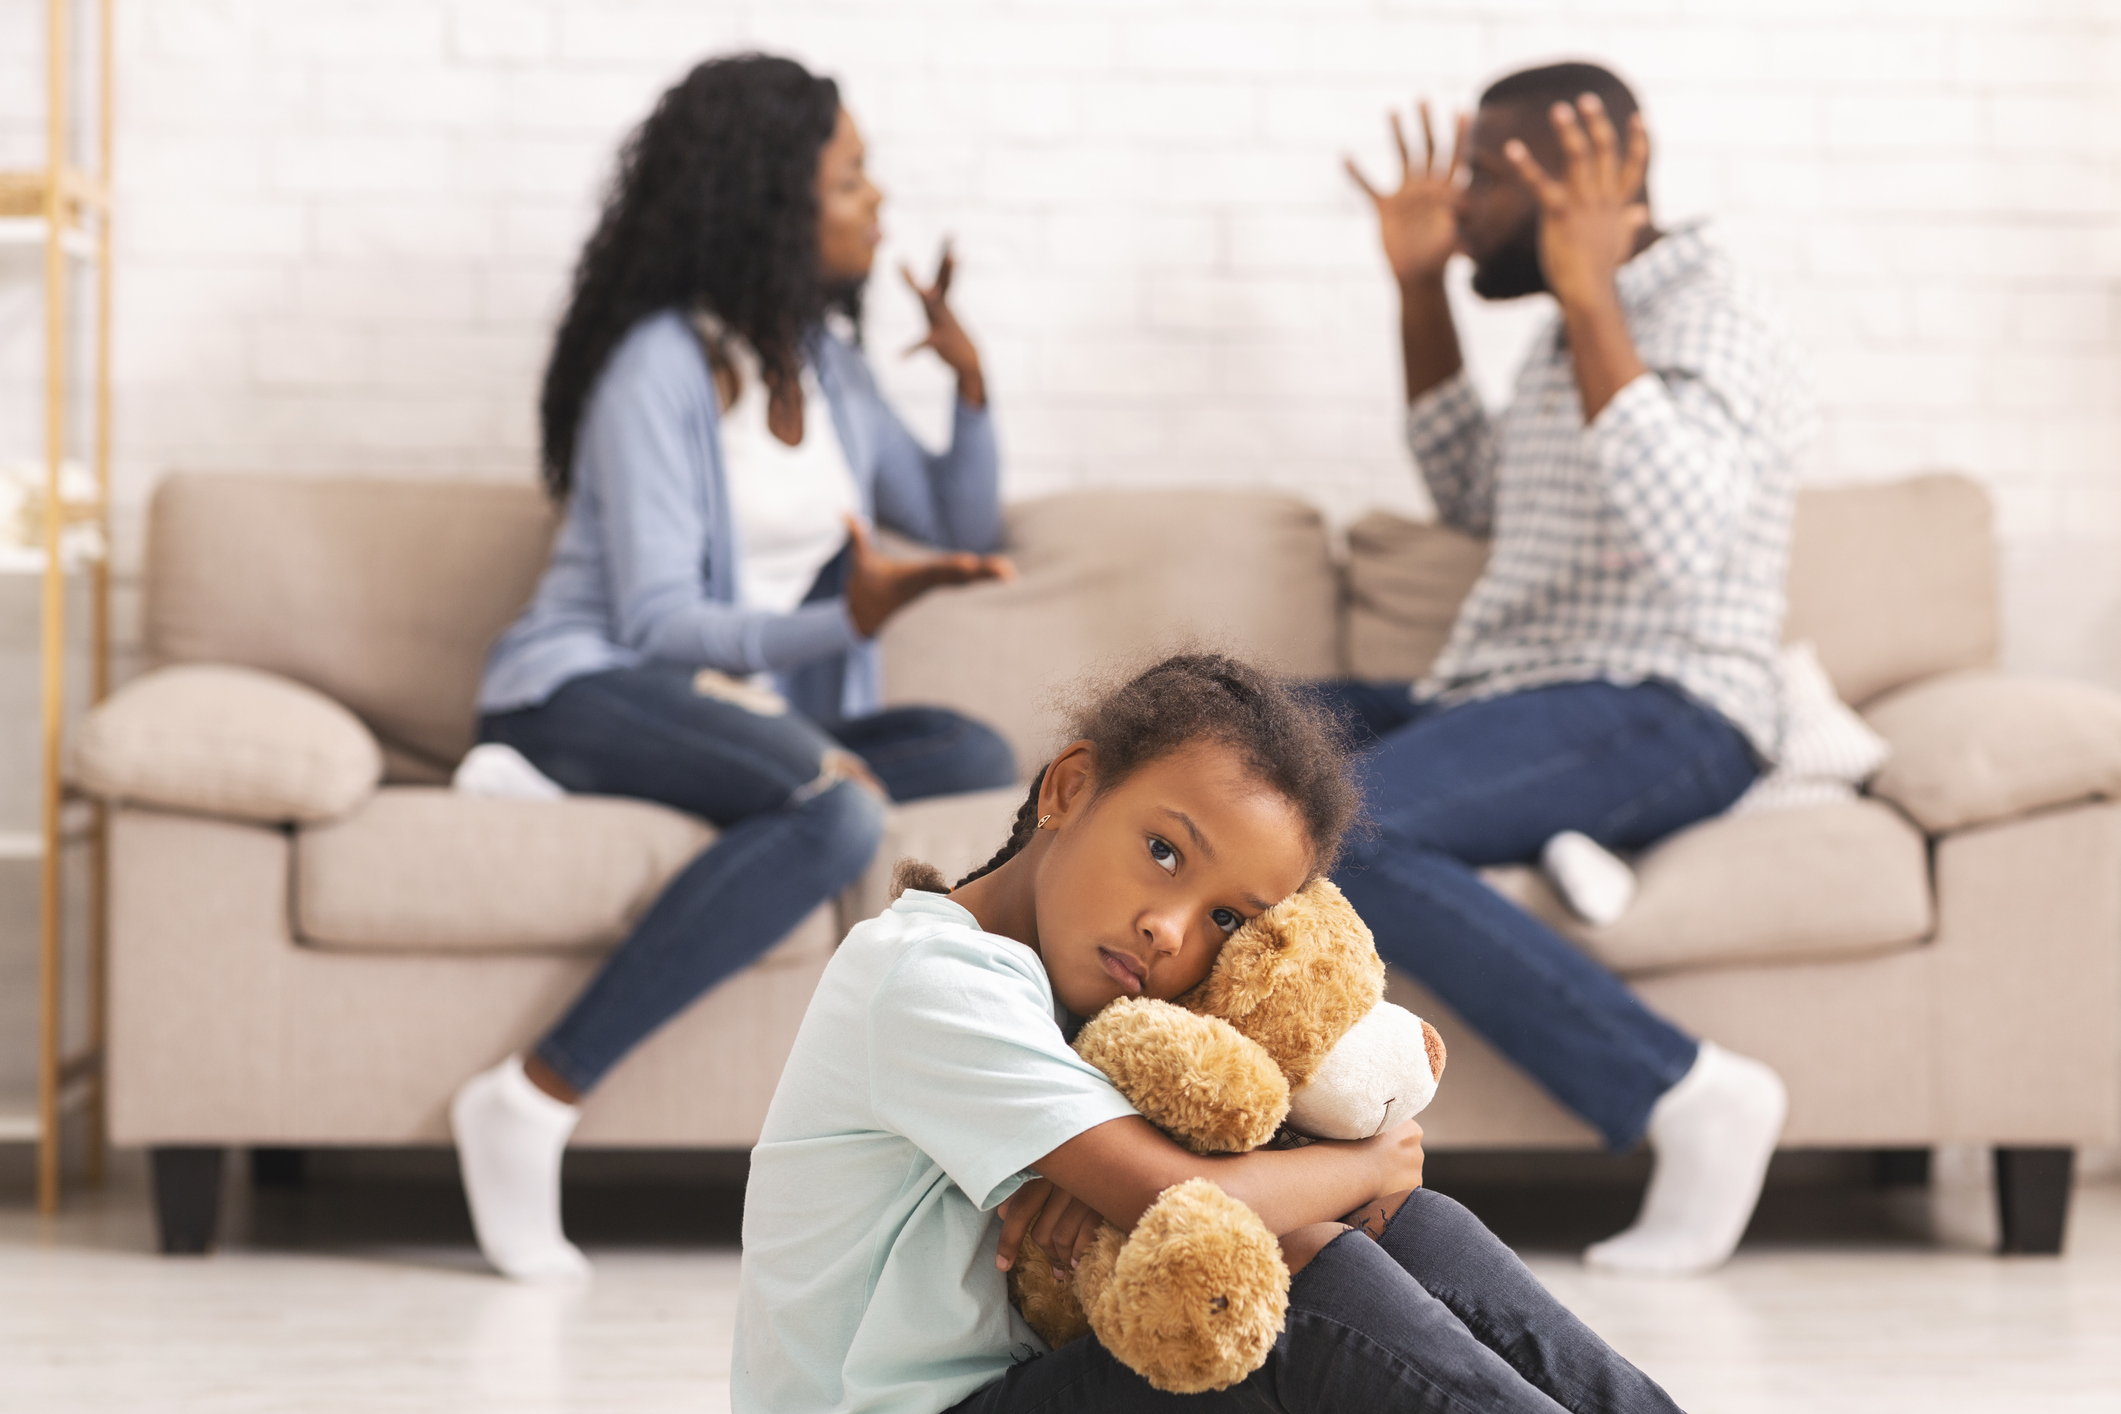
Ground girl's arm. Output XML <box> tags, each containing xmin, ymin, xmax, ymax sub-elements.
<box><xmin>1027</xmin><ymin>1113</ymin><xmax>1426</xmax><ymax>1242</ymax></box>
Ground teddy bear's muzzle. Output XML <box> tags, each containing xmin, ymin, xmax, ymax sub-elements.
<box><xmin>1284</xmin><ymin>1001</ymin><xmax>1443</xmax><ymax>1140</ymax></box>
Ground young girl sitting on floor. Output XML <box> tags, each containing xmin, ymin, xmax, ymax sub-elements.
<box><xmin>733</xmin><ymin>653</ymin><xmax>1685</xmax><ymax>1414</ymax></box>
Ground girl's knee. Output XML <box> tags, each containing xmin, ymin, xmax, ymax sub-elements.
<box><xmin>1280</xmin><ymin>1221</ymin><xmax>1354</xmax><ymax>1278</ymax></box>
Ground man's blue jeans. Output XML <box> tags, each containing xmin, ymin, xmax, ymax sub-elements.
<box><xmin>480</xmin><ymin>665</ymin><xmax>1018</xmax><ymax>1094</ymax></box>
<box><xmin>1314</xmin><ymin>679</ymin><xmax>1758</xmax><ymax>1149</ymax></box>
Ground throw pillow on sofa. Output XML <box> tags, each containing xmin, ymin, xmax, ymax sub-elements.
<box><xmin>73</xmin><ymin>663</ymin><xmax>383</xmax><ymax>824</ymax></box>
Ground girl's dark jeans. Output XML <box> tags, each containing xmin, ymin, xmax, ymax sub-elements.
<box><xmin>479</xmin><ymin>664</ymin><xmax>1017</xmax><ymax>1094</ymax></box>
<box><xmin>946</xmin><ymin>1188</ymin><xmax>1685</xmax><ymax>1414</ymax></box>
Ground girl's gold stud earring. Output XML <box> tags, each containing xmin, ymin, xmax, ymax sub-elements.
<box><xmin>1037</xmin><ymin>814</ymin><xmax>1053</xmax><ymax>829</ymax></box>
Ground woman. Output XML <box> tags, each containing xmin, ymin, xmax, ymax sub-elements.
<box><xmin>451</xmin><ymin>53</ymin><xmax>1018</xmax><ymax>1282</ymax></box>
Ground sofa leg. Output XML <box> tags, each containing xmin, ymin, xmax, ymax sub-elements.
<box><xmin>1993</xmin><ymin>1147</ymin><xmax>2073</xmax><ymax>1255</ymax></box>
<box><xmin>151</xmin><ymin>1147</ymin><xmax>225</xmax><ymax>1255</ymax></box>
<box><xmin>249</xmin><ymin>1146</ymin><xmax>307</xmax><ymax>1189</ymax></box>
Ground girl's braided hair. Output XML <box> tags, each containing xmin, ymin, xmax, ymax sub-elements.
<box><xmin>891</xmin><ymin>653</ymin><xmax>1360</xmax><ymax>899</ymax></box>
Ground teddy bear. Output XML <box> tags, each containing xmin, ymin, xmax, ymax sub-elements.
<box><xmin>1007</xmin><ymin>877</ymin><xmax>1447</xmax><ymax>1393</ymax></box>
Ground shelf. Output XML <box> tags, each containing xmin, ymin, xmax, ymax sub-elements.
<box><xmin>0</xmin><ymin>811</ymin><xmax>94</xmax><ymax>860</ymax></box>
<box><xmin>0</xmin><ymin>539</ymin><xmax>107</xmax><ymax>576</ymax></box>
<box><xmin>0</xmin><ymin>1064</ymin><xmax>99</xmax><ymax>1145</ymax></box>
<box><xmin>0</xmin><ymin>217</ymin><xmax>96</xmax><ymax>260</ymax></box>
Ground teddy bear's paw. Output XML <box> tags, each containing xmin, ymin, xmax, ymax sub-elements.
<box><xmin>1076</xmin><ymin>999</ymin><xmax>1289</xmax><ymax>1154</ymax></box>
<box><xmin>1007</xmin><ymin>1233</ymin><xmax>1091</xmax><ymax>1349</ymax></box>
<box><xmin>1287</xmin><ymin>1001</ymin><xmax>1443</xmax><ymax>1140</ymax></box>
<box><xmin>1086</xmin><ymin>1178</ymin><xmax>1288</xmax><ymax>1394</ymax></box>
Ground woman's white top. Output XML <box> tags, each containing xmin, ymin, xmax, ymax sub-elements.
<box><xmin>716</xmin><ymin>342</ymin><xmax>862</xmax><ymax>615</ymax></box>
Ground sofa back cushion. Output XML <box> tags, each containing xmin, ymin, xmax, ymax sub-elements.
<box><xmin>1342</xmin><ymin>472</ymin><xmax>1998</xmax><ymax>704</ymax></box>
<box><xmin>146</xmin><ymin>473</ymin><xmax>556</xmax><ymax>776</ymax></box>
<box><xmin>1783</xmin><ymin>473</ymin><xmax>1998</xmax><ymax>705</ymax></box>
<box><xmin>882</xmin><ymin>489</ymin><xmax>1341</xmax><ymax>769</ymax></box>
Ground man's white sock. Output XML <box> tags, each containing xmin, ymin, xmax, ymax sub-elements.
<box><xmin>1583</xmin><ymin>1041</ymin><xmax>1786</xmax><ymax>1276</ymax></box>
<box><xmin>1541</xmin><ymin>831</ymin><xmax>1637</xmax><ymax>926</ymax></box>
<box><xmin>451</xmin><ymin>1055</ymin><xmax>591</xmax><ymax>1283</ymax></box>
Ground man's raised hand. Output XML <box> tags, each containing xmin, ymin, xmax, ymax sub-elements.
<box><xmin>1501</xmin><ymin>93</ymin><xmax>1651</xmax><ymax>311</ymax></box>
<box><xmin>1346</xmin><ymin>102</ymin><xmax>1467</xmax><ymax>286</ymax></box>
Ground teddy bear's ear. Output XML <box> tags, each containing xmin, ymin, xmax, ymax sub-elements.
<box><xmin>1181</xmin><ymin>879</ymin><xmax>1385</xmax><ymax>1087</ymax></box>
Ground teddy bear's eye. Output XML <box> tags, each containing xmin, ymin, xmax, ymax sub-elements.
<box><xmin>1147</xmin><ymin>837</ymin><xmax>1178</xmax><ymax>874</ymax></box>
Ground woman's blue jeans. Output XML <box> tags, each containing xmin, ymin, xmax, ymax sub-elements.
<box><xmin>1314</xmin><ymin>679</ymin><xmax>1758</xmax><ymax>1150</ymax></box>
<box><xmin>947</xmin><ymin>1188</ymin><xmax>1684</xmax><ymax>1414</ymax></box>
<box><xmin>479</xmin><ymin>665</ymin><xmax>1017</xmax><ymax>1095</ymax></box>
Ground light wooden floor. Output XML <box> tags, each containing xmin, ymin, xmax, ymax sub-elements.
<box><xmin>3</xmin><ymin>1149</ymin><xmax>2117</xmax><ymax>1413</ymax></box>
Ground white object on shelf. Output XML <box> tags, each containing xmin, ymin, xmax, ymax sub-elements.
<box><xmin>0</xmin><ymin>831</ymin><xmax>43</xmax><ymax>860</ymax></box>
<box><xmin>0</xmin><ymin>216</ymin><xmax>94</xmax><ymax>259</ymax></box>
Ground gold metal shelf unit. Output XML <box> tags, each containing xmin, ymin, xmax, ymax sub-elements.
<box><xmin>4</xmin><ymin>0</ymin><xmax>115</xmax><ymax>1216</ymax></box>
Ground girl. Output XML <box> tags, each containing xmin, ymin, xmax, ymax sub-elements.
<box><xmin>452</xmin><ymin>54</ymin><xmax>1018</xmax><ymax>1282</ymax></box>
<box><xmin>736</xmin><ymin>654</ymin><xmax>1684</xmax><ymax>1414</ymax></box>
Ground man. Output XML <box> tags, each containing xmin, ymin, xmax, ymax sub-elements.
<box><xmin>1332</xmin><ymin>61</ymin><xmax>1816</xmax><ymax>1275</ymax></box>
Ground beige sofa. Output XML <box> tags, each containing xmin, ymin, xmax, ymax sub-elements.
<box><xmin>89</xmin><ymin>472</ymin><xmax>2121</xmax><ymax>1256</ymax></box>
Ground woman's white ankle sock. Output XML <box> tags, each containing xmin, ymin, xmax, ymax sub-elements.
<box><xmin>1583</xmin><ymin>1042</ymin><xmax>1787</xmax><ymax>1276</ymax></box>
<box><xmin>450</xmin><ymin>1055</ymin><xmax>591</xmax><ymax>1283</ymax></box>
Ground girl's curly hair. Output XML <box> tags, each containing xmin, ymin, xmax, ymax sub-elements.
<box><xmin>892</xmin><ymin>653</ymin><xmax>1362</xmax><ymax>899</ymax></box>
<box><xmin>539</xmin><ymin>53</ymin><xmax>857</xmax><ymax>498</ymax></box>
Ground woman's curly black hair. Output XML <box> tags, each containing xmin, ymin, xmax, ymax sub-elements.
<box><xmin>539</xmin><ymin>53</ymin><xmax>858</xmax><ymax>499</ymax></box>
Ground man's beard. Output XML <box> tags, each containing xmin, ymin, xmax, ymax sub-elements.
<box><xmin>1469</xmin><ymin>218</ymin><xmax>1547</xmax><ymax>301</ymax></box>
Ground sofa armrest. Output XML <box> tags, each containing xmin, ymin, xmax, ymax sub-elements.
<box><xmin>1863</xmin><ymin>670</ymin><xmax>2121</xmax><ymax>833</ymax></box>
<box><xmin>74</xmin><ymin>663</ymin><xmax>382</xmax><ymax>824</ymax></box>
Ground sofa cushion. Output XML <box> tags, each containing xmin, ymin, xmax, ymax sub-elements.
<box><xmin>1481</xmin><ymin>799</ymin><xmax>1933</xmax><ymax>976</ymax></box>
<box><xmin>74</xmin><ymin>664</ymin><xmax>383</xmax><ymax>824</ymax></box>
<box><xmin>1864</xmin><ymin>671</ymin><xmax>2121</xmax><ymax>834</ymax></box>
<box><xmin>146</xmin><ymin>474</ymin><xmax>558</xmax><ymax>778</ymax></box>
<box><xmin>1342</xmin><ymin>513</ymin><xmax>1489</xmax><ymax>681</ymax></box>
<box><xmin>295</xmin><ymin>787</ymin><xmax>716</xmax><ymax>953</ymax></box>
<box><xmin>882</xmin><ymin>490</ymin><xmax>1341</xmax><ymax>770</ymax></box>
<box><xmin>1783</xmin><ymin>474</ymin><xmax>1998</xmax><ymax>706</ymax></box>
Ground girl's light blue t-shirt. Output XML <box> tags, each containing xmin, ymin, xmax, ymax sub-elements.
<box><xmin>733</xmin><ymin>891</ymin><xmax>1139</xmax><ymax>1414</ymax></box>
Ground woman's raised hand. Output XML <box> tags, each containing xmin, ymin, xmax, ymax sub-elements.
<box><xmin>901</xmin><ymin>239</ymin><xmax>987</xmax><ymax>409</ymax></box>
<box><xmin>843</xmin><ymin>514</ymin><xmax>1013</xmax><ymax>639</ymax></box>
<box><xmin>1346</xmin><ymin>102</ymin><xmax>1467</xmax><ymax>286</ymax></box>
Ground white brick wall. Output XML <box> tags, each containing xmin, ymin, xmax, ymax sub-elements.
<box><xmin>0</xmin><ymin>0</ymin><xmax>2117</xmax><ymax>691</ymax></box>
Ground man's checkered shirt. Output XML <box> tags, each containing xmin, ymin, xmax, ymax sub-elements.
<box><xmin>1406</xmin><ymin>221</ymin><xmax>1817</xmax><ymax>757</ymax></box>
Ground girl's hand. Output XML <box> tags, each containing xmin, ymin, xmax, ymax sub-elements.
<box><xmin>1363</xmin><ymin>1117</ymin><xmax>1427</xmax><ymax>1201</ymax></box>
<box><xmin>901</xmin><ymin>240</ymin><xmax>987</xmax><ymax>408</ymax></box>
<box><xmin>995</xmin><ymin>1177</ymin><xmax>1107</xmax><ymax>1280</ymax></box>
<box><xmin>842</xmin><ymin>515</ymin><xmax>1014</xmax><ymax>639</ymax></box>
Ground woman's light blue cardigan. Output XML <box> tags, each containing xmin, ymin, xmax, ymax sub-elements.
<box><xmin>478</xmin><ymin>309</ymin><xmax>1001</xmax><ymax>725</ymax></box>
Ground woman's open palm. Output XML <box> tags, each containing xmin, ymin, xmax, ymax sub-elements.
<box><xmin>1346</xmin><ymin>103</ymin><xmax>1466</xmax><ymax>284</ymax></box>
<box><xmin>842</xmin><ymin>515</ymin><xmax>1013</xmax><ymax>639</ymax></box>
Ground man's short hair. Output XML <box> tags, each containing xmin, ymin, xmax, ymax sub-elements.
<box><xmin>1480</xmin><ymin>60</ymin><xmax>1639</xmax><ymax>130</ymax></box>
